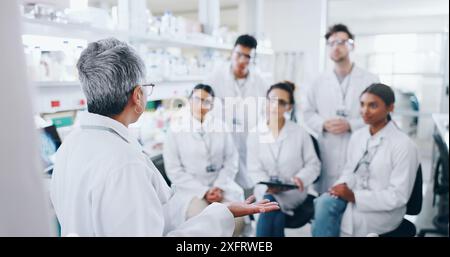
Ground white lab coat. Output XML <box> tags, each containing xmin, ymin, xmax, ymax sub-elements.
<box><xmin>163</xmin><ymin>111</ymin><xmax>244</xmax><ymax>218</ymax></box>
<box><xmin>247</xmin><ymin>120</ymin><xmax>321</xmax><ymax>215</ymax></box>
<box><xmin>0</xmin><ymin>0</ymin><xmax>54</xmax><ymax>236</ymax></box>
<box><xmin>204</xmin><ymin>62</ymin><xmax>271</xmax><ymax>189</ymax></box>
<box><xmin>335</xmin><ymin>121</ymin><xmax>420</xmax><ymax>236</ymax></box>
<box><xmin>302</xmin><ymin>65</ymin><xmax>379</xmax><ymax>193</ymax></box>
<box><xmin>50</xmin><ymin>112</ymin><xmax>235</xmax><ymax>237</ymax></box>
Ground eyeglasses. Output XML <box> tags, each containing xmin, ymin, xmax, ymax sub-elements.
<box><xmin>233</xmin><ymin>50</ymin><xmax>255</xmax><ymax>62</ymax></box>
<box><xmin>192</xmin><ymin>95</ymin><xmax>213</xmax><ymax>109</ymax></box>
<box><xmin>141</xmin><ymin>83</ymin><xmax>155</xmax><ymax>96</ymax></box>
<box><xmin>326</xmin><ymin>39</ymin><xmax>354</xmax><ymax>48</ymax></box>
<box><xmin>267</xmin><ymin>97</ymin><xmax>290</xmax><ymax>108</ymax></box>
<box><xmin>127</xmin><ymin>83</ymin><xmax>155</xmax><ymax>97</ymax></box>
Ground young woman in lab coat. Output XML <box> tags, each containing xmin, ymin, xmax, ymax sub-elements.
<box><xmin>312</xmin><ymin>83</ymin><xmax>420</xmax><ymax>237</ymax></box>
<box><xmin>50</xmin><ymin>38</ymin><xmax>279</xmax><ymax>237</ymax></box>
<box><xmin>247</xmin><ymin>82</ymin><xmax>321</xmax><ymax>237</ymax></box>
<box><xmin>163</xmin><ymin>84</ymin><xmax>246</xmax><ymax>236</ymax></box>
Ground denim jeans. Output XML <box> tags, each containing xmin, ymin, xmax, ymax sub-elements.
<box><xmin>312</xmin><ymin>193</ymin><xmax>348</xmax><ymax>237</ymax></box>
<box><xmin>256</xmin><ymin>194</ymin><xmax>286</xmax><ymax>237</ymax></box>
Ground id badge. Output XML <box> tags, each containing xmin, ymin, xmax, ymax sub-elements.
<box><xmin>336</xmin><ymin>106</ymin><xmax>349</xmax><ymax>118</ymax></box>
<box><xmin>357</xmin><ymin>163</ymin><xmax>370</xmax><ymax>189</ymax></box>
<box><xmin>206</xmin><ymin>164</ymin><xmax>218</xmax><ymax>173</ymax></box>
<box><xmin>269</xmin><ymin>175</ymin><xmax>281</xmax><ymax>183</ymax></box>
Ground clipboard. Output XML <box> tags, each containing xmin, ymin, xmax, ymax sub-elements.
<box><xmin>257</xmin><ymin>181</ymin><xmax>298</xmax><ymax>190</ymax></box>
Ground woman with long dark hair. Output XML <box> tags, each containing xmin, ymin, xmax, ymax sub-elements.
<box><xmin>312</xmin><ymin>83</ymin><xmax>420</xmax><ymax>237</ymax></box>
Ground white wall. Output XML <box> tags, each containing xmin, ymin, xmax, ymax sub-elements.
<box><xmin>263</xmin><ymin>0</ymin><xmax>327</xmax><ymax>85</ymax></box>
<box><xmin>329</xmin><ymin>15</ymin><xmax>449</xmax><ymax>36</ymax></box>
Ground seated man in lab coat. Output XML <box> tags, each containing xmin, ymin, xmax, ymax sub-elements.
<box><xmin>50</xmin><ymin>38</ymin><xmax>279</xmax><ymax>237</ymax></box>
<box><xmin>312</xmin><ymin>83</ymin><xmax>420</xmax><ymax>237</ymax></box>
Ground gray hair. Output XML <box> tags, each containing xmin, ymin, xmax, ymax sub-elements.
<box><xmin>77</xmin><ymin>38</ymin><xmax>145</xmax><ymax>116</ymax></box>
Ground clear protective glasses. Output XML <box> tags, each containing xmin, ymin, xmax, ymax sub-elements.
<box><xmin>326</xmin><ymin>38</ymin><xmax>354</xmax><ymax>48</ymax></box>
<box><xmin>192</xmin><ymin>95</ymin><xmax>213</xmax><ymax>109</ymax></box>
<box><xmin>267</xmin><ymin>96</ymin><xmax>290</xmax><ymax>108</ymax></box>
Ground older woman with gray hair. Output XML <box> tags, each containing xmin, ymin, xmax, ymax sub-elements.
<box><xmin>50</xmin><ymin>38</ymin><xmax>279</xmax><ymax>237</ymax></box>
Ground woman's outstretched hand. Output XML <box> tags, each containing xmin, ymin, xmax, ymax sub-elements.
<box><xmin>226</xmin><ymin>195</ymin><xmax>280</xmax><ymax>217</ymax></box>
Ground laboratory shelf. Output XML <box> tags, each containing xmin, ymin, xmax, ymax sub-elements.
<box><xmin>33</xmin><ymin>78</ymin><xmax>202</xmax><ymax>109</ymax></box>
<box><xmin>23</xmin><ymin>18</ymin><xmax>273</xmax><ymax>113</ymax></box>
<box><xmin>22</xmin><ymin>17</ymin><xmax>129</xmax><ymax>41</ymax></box>
<box><xmin>22</xmin><ymin>17</ymin><xmax>275</xmax><ymax>54</ymax></box>
<box><xmin>23</xmin><ymin>18</ymin><xmax>231</xmax><ymax>51</ymax></box>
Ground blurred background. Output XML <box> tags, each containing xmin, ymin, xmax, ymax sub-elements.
<box><xmin>2</xmin><ymin>0</ymin><xmax>448</xmax><ymax>236</ymax></box>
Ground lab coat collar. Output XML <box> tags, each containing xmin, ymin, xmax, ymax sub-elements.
<box><xmin>347</xmin><ymin>65</ymin><xmax>365</xmax><ymax>78</ymax></box>
<box><xmin>326</xmin><ymin>64</ymin><xmax>365</xmax><ymax>81</ymax></box>
<box><xmin>279</xmin><ymin>120</ymin><xmax>297</xmax><ymax>141</ymax></box>
<box><xmin>228</xmin><ymin>64</ymin><xmax>256</xmax><ymax>84</ymax></box>
<box><xmin>78</xmin><ymin>111</ymin><xmax>131</xmax><ymax>143</ymax></box>
<box><xmin>259</xmin><ymin>119</ymin><xmax>296</xmax><ymax>143</ymax></box>
<box><xmin>190</xmin><ymin>112</ymin><xmax>214</xmax><ymax>133</ymax></box>
<box><xmin>365</xmin><ymin>121</ymin><xmax>396</xmax><ymax>148</ymax></box>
